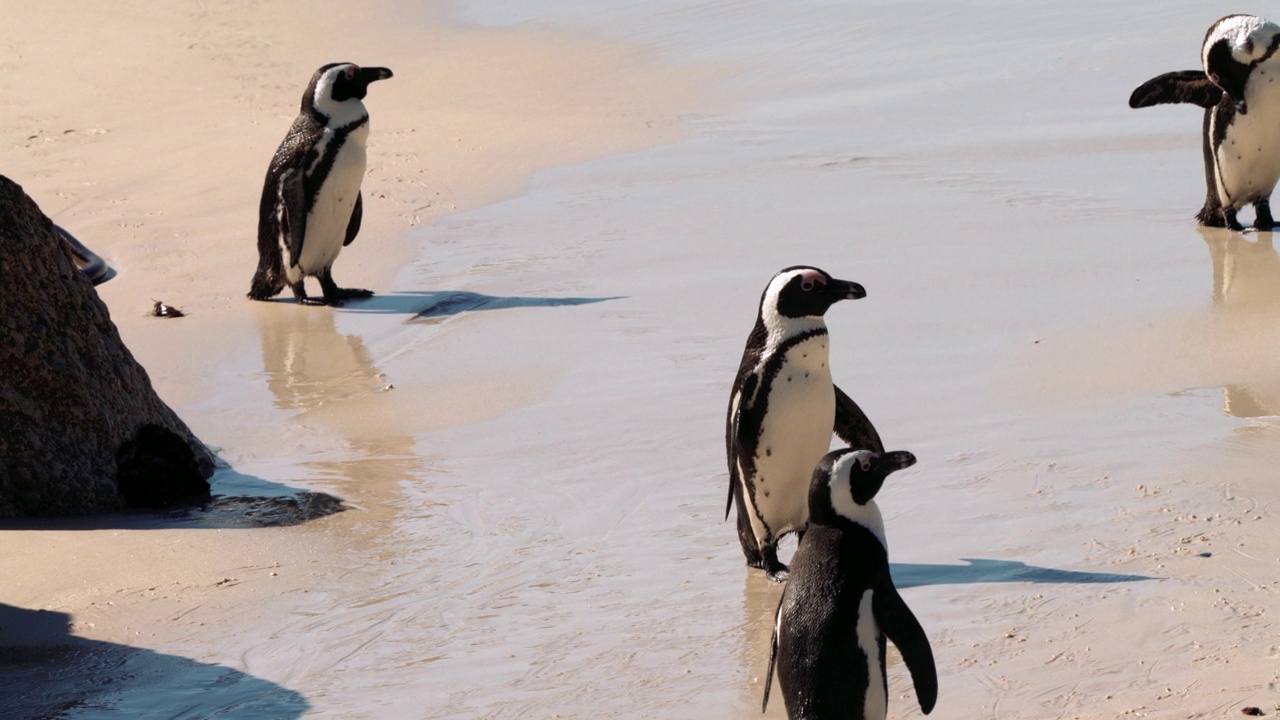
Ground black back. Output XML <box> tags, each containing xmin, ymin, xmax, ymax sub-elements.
<box><xmin>773</xmin><ymin>525</ymin><xmax>887</xmax><ymax>718</ymax></box>
<box><xmin>763</xmin><ymin>450</ymin><xmax>937</xmax><ymax>719</ymax></box>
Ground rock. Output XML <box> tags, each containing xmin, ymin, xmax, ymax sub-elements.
<box><xmin>0</xmin><ymin>175</ymin><xmax>214</xmax><ymax>516</ymax></box>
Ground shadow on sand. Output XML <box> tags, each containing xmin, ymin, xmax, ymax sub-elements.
<box><xmin>891</xmin><ymin>557</ymin><xmax>1156</xmax><ymax>589</ymax></box>
<box><xmin>0</xmin><ymin>603</ymin><xmax>308</xmax><ymax>718</ymax></box>
<box><xmin>331</xmin><ymin>289</ymin><xmax>621</xmax><ymax>319</ymax></box>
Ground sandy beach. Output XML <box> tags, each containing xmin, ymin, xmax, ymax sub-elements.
<box><xmin>4</xmin><ymin>0</ymin><xmax>1280</xmax><ymax>717</ymax></box>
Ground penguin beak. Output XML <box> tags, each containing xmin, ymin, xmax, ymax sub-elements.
<box><xmin>881</xmin><ymin>450</ymin><xmax>917</xmax><ymax>473</ymax></box>
<box><xmin>359</xmin><ymin>67</ymin><xmax>394</xmax><ymax>84</ymax></box>
<box><xmin>1206</xmin><ymin>59</ymin><xmax>1248</xmax><ymax>115</ymax></box>
<box><xmin>830</xmin><ymin>279</ymin><xmax>866</xmax><ymax>301</ymax></box>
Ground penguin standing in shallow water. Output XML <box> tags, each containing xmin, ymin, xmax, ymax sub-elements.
<box><xmin>763</xmin><ymin>448</ymin><xmax>937</xmax><ymax>720</ymax></box>
<box><xmin>1130</xmin><ymin>15</ymin><xmax>1280</xmax><ymax>230</ymax></box>
<box><xmin>248</xmin><ymin>62</ymin><xmax>393</xmax><ymax>305</ymax></box>
<box><xmin>726</xmin><ymin>266</ymin><xmax>883</xmax><ymax>582</ymax></box>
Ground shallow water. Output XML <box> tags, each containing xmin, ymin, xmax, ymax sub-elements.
<box><xmin>240</xmin><ymin>0</ymin><xmax>1277</xmax><ymax>715</ymax></box>
<box><xmin>13</xmin><ymin>1</ymin><xmax>1280</xmax><ymax>718</ymax></box>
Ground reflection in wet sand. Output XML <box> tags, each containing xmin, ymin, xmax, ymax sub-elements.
<box><xmin>257</xmin><ymin>306</ymin><xmax>389</xmax><ymax>413</ymax></box>
<box><xmin>1201</xmin><ymin>229</ymin><xmax>1280</xmax><ymax>417</ymax></box>
<box><xmin>253</xmin><ymin>304</ymin><xmax>427</xmax><ymax>528</ymax></box>
<box><xmin>1203</xmin><ymin>230</ymin><xmax>1280</xmax><ymax>308</ymax></box>
<box><xmin>740</xmin><ymin>571</ymin><xmax>787</xmax><ymax>717</ymax></box>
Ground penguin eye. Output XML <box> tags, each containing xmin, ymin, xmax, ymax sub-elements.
<box><xmin>859</xmin><ymin>458</ymin><xmax>872</xmax><ymax>471</ymax></box>
<box><xmin>800</xmin><ymin>280</ymin><xmax>815</xmax><ymax>291</ymax></box>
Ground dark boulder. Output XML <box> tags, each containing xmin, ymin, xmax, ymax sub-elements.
<box><xmin>0</xmin><ymin>175</ymin><xmax>214</xmax><ymax>516</ymax></box>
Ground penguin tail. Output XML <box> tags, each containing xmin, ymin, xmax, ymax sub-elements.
<box><xmin>247</xmin><ymin>269</ymin><xmax>284</xmax><ymax>301</ymax></box>
<box><xmin>1197</xmin><ymin>204</ymin><xmax>1229</xmax><ymax>228</ymax></box>
<box><xmin>762</xmin><ymin>601</ymin><xmax>781</xmax><ymax>712</ymax></box>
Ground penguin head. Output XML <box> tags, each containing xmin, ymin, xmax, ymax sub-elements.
<box><xmin>810</xmin><ymin>448</ymin><xmax>917</xmax><ymax>535</ymax></box>
<box><xmin>304</xmin><ymin>62</ymin><xmax>394</xmax><ymax>119</ymax></box>
<box><xmin>1202</xmin><ymin>15</ymin><xmax>1280</xmax><ymax>115</ymax></box>
<box><xmin>758</xmin><ymin>265</ymin><xmax>865</xmax><ymax>328</ymax></box>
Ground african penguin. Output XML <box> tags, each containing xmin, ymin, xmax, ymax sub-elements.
<box><xmin>763</xmin><ymin>448</ymin><xmax>937</xmax><ymax>720</ymax></box>
<box><xmin>248</xmin><ymin>62</ymin><xmax>393</xmax><ymax>305</ymax></box>
<box><xmin>1130</xmin><ymin>15</ymin><xmax>1280</xmax><ymax>230</ymax></box>
<box><xmin>726</xmin><ymin>266</ymin><xmax>883</xmax><ymax>582</ymax></box>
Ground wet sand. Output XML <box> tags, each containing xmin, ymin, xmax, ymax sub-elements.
<box><xmin>5</xmin><ymin>0</ymin><xmax>1280</xmax><ymax>718</ymax></box>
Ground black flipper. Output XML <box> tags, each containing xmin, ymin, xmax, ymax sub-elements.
<box><xmin>281</xmin><ymin>168</ymin><xmax>308</xmax><ymax>267</ymax></box>
<box><xmin>872</xmin><ymin>580</ymin><xmax>937</xmax><ymax>714</ymax></box>
<box><xmin>344</xmin><ymin>191</ymin><xmax>363</xmax><ymax>247</ymax></box>
<box><xmin>725</xmin><ymin>467</ymin><xmax>736</xmax><ymax>522</ymax></box>
<box><xmin>762</xmin><ymin>594</ymin><xmax>783</xmax><ymax>712</ymax></box>
<box><xmin>1128</xmin><ymin>70</ymin><xmax>1223</xmax><ymax>109</ymax></box>
<box><xmin>725</xmin><ymin>373</ymin><xmax>756</xmax><ymax>521</ymax></box>
<box><xmin>833</xmin><ymin>385</ymin><xmax>884</xmax><ymax>453</ymax></box>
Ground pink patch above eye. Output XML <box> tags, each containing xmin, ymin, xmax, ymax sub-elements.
<box><xmin>799</xmin><ymin>269</ymin><xmax>827</xmax><ymax>288</ymax></box>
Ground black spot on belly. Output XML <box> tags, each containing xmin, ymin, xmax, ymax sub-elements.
<box><xmin>766</xmin><ymin>448</ymin><xmax>772</xmax><ymax>457</ymax></box>
<box><xmin>763</xmin><ymin>490</ymin><xmax>770</xmax><ymax>498</ymax></box>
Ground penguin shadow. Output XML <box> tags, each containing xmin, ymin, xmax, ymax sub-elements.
<box><xmin>1199</xmin><ymin>227</ymin><xmax>1280</xmax><ymax>418</ymax></box>
<box><xmin>890</xmin><ymin>557</ymin><xmax>1156</xmax><ymax>589</ymax></box>
<box><xmin>0</xmin><ymin>602</ymin><xmax>309</xmax><ymax>718</ymax></box>
<box><xmin>331</xmin><ymin>289</ymin><xmax>623</xmax><ymax>322</ymax></box>
<box><xmin>737</xmin><ymin>557</ymin><xmax>1153</xmax><ymax>713</ymax></box>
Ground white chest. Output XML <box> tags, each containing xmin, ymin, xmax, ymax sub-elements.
<box><xmin>292</xmin><ymin>123</ymin><xmax>369</xmax><ymax>276</ymax></box>
<box><xmin>857</xmin><ymin>589</ymin><xmax>887</xmax><ymax>720</ymax></box>
<box><xmin>1217</xmin><ymin>65</ymin><xmax>1280</xmax><ymax>204</ymax></box>
<box><xmin>748</xmin><ymin>335</ymin><xmax>836</xmax><ymax>534</ymax></box>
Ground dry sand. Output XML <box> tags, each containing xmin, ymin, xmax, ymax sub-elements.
<box><xmin>4</xmin><ymin>0</ymin><xmax>1280</xmax><ymax>718</ymax></box>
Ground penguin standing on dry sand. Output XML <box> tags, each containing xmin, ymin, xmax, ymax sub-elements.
<box><xmin>248</xmin><ymin>62</ymin><xmax>393</xmax><ymax>305</ymax></box>
<box><xmin>1130</xmin><ymin>15</ymin><xmax>1280</xmax><ymax>230</ymax></box>
<box><xmin>726</xmin><ymin>266</ymin><xmax>883</xmax><ymax>582</ymax></box>
<box><xmin>763</xmin><ymin>448</ymin><xmax>937</xmax><ymax>720</ymax></box>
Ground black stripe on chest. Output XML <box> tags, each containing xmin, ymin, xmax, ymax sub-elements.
<box><xmin>303</xmin><ymin>116</ymin><xmax>367</xmax><ymax>206</ymax></box>
<box><xmin>1258</xmin><ymin>32</ymin><xmax>1280</xmax><ymax>65</ymax></box>
<box><xmin>736</xmin><ymin>327</ymin><xmax>830</xmax><ymax>465</ymax></box>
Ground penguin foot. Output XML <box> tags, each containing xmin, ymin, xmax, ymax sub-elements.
<box><xmin>762</xmin><ymin>546</ymin><xmax>790</xmax><ymax>583</ymax></box>
<box><xmin>1198</xmin><ymin>205</ymin><xmax>1243</xmax><ymax>230</ymax></box>
<box><xmin>1254</xmin><ymin>201</ymin><xmax>1275</xmax><ymax>231</ymax></box>
<box><xmin>743</xmin><ymin>552</ymin><xmax>787</xmax><ymax>580</ymax></box>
